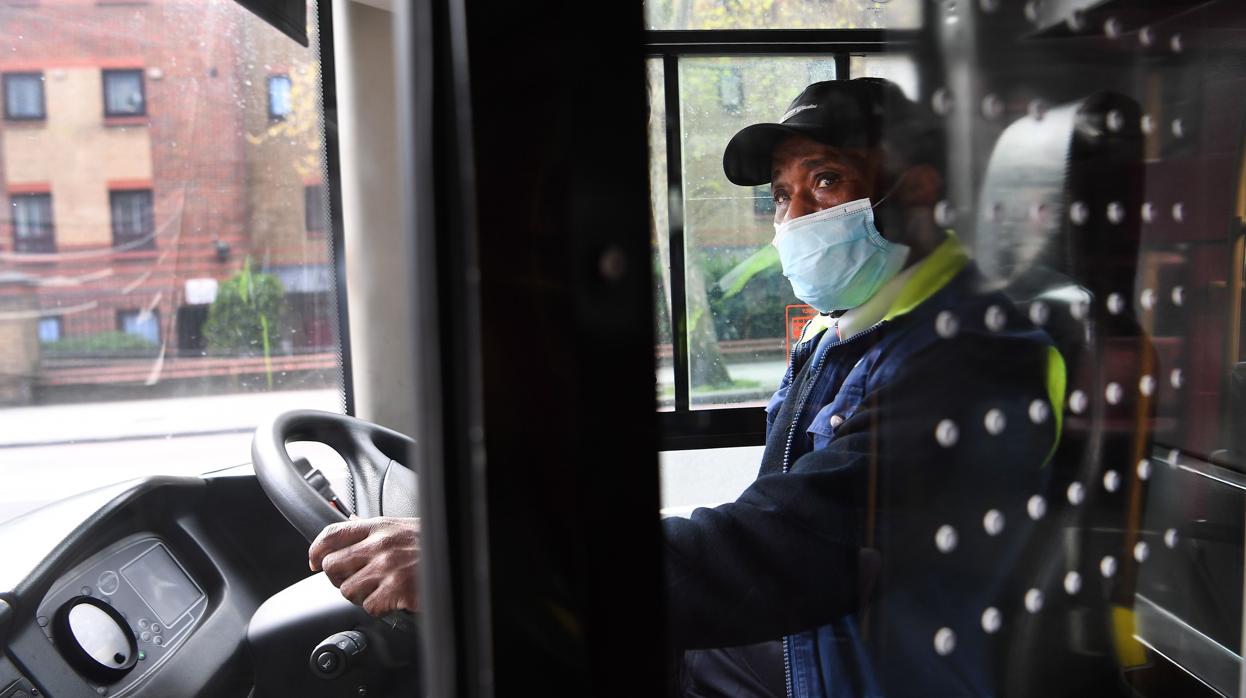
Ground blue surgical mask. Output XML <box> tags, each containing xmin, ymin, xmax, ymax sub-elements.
<box><xmin>772</xmin><ymin>197</ymin><xmax>910</xmax><ymax>313</ymax></box>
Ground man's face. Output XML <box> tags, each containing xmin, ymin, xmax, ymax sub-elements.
<box><xmin>769</xmin><ymin>134</ymin><xmax>879</xmax><ymax>228</ymax></box>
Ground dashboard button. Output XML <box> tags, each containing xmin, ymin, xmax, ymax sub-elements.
<box><xmin>138</xmin><ymin>618</ymin><xmax>149</xmax><ymax>629</ymax></box>
<box><xmin>140</xmin><ymin>631</ymin><xmax>151</xmax><ymax>642</ymax></box>
<box><xmin>314</xmin><ymin>650</ymin><xmax>338</xmax><ymax>674</ymax></box>
<box><xmin>97</xmin><ymin>572</ymin><xmax>119</xmax><ymax>596</ymax></box>
<box><xmin>150</xmin><ymin>624</ymin><xmax>161</xmax><ymax>634</ymax></box>
<box><xmin>153</xmin><ymin>635</ymin><xmax>163</xmax><ymax>646</ymax></box>
<box><xmin>36</xmin><ymin>615</ymin><xmax>48</xmax><ymax>627</ymax></box>
<box><xmin>80</xmin><ymin>586</ymin><xmax>92</xmax><ymax>596</ymax></box>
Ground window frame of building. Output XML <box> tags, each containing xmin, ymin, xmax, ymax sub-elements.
<box><xmin>109</xmin><ymin>188</ymin><xmax>156</xmax><ymax>250</ymax></box>
<box><xmin>2</xmin><ymin>72</ymin><xmax>46</xmax><ymax>121</ymax></box>
<box><xmin>116</xmin><ymin>308</ymin><xmax>160</xmax><ymax>344</ymax></box>
<box><xmin>645</xmin><ymin>28</ymin><xmax>924</xmax><ymax>450</ymax></box>
<box><xmin>268</xmin><ymin>74</ymin><xmax>293</xmax><ymax>121</ymax></box>
<box><xmin>305</xmin><ymin>183</ymin><xmax>327</xmax><ymax>234</ymax></box>
<box><xmin>9</xmin><ymin>191</ymin><xmax>55</xmax><ymax>253</ymax></box>
<box><xmin>101</xmin><ymin>68</ymin><xmax>146</xmax><ymax>118</ymax></box>
<box><xmin>37</xmin><ymin>316</ymin><xmax>62</xmax><ymax>344</ymax></box>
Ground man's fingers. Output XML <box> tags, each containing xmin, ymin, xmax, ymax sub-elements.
<box><xmin>309</xmin><ymin>519</ymin><xmax>373</xmax><ymax>571</ymax></box>
<box><xmin>321</xmin><ymin>546</ymin><xmax>371</xmax><ymax>587</ymax></box>
<box><xmin>339</xmin><ymin>569</ymin><xmax>382</xmax><ymax>606</ymax></box>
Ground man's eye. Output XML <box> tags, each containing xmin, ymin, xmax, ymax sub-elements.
<box><xmin>815</xmin><ymin>173</ymin><xmax>840</xmax><ymax>188</ymax></box>
<box><xmin>772</xmin><ymin>190</ymin><xmax>789</xmax><ymax>204</ymax></box>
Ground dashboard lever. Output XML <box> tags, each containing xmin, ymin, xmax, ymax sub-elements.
<box><xmin>309</xmin><ymin>630</ymin><xmax>368</xmax><ymax>680</ymax></box>
<box><xmin>298</xmin><ymin>459</ymin><xmax>354</xmax><ymax>518</ymax></box>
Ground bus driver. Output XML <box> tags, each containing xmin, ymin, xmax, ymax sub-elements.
<box><xmin>308</xmin><ymin>78</ymin><xmax>1064</xmax><ymax>698</ymax></box>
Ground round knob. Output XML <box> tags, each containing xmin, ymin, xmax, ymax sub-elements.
<box><xmin>53</xmin><ymin>596</ymin><xmax>138</xmax><ymax>683</ymax></box>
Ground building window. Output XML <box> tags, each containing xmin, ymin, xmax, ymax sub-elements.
<box><xmin>3</xmin><ymin>72</ymin><xmax>45</xmax><ymax>120</ymax></box>
<box><xmin>102</xmin><ymin>69</ymin><xmax>145</xmax><ymax>117</ymax></box>
<box><xmin>10</xmin><ymin>193</ymin><xmax>55</xmax><ymax>253</ymax></box>
<box><xmin>110</xmin><ymin>189</ymin><xmax>155</xmax><ymax>249</ymax></box>
<box><xmin>304</xmin><ymin>184</ymin><xmax>326</xmax><ymax>233</ymax></box>
<box><xmin>117</xmin><ymin>309</ymin><xmax>160</xmax><ymax>344</ymax></box>
<box><xmin>268</xmin><ymin>75</ymin><xmax>292</xmax><ymax>121</ymax></box>
<box><xmin>37</xmin><ymin>317</ymin><xmax>62</xmax><ymax>344</ymax></box>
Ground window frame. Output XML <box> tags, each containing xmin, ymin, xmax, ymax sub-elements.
<box><xmin>9</xmin><ymin>191</ymin><xmax>55</xmax><ymax>253</ymax></box>
<box><xmin>2</xmin><ymin>71</ymin><xmax>46</xmax><ymax>121</ymax></box>
<box><xmin>645</xmin><ymin>28</ymin><xmax>924</xmax><ymax>450</ymax></box>
<box><xmin>101</xmin><ymin>68</ymin><xmax>146</xmax><ymax>118</ymax></box>
<box><xmin>267</xmin><ymin>73</ymin><xmax>293</xmax><ymax>121</ymax></box>
<box><xmin>108</xmin><ymin>188</ymin><xmax>155</xmax><ymax>250</ymax></box>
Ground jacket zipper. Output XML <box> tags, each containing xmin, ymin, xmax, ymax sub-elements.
<box><xmin>780</xmin><ymin>320</ymin><xmax>885</xmax><ymax>698</ymax></box>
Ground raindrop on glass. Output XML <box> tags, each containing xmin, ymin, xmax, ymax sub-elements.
<box><xmin>1137</xmin><ymin>459</ymin><xmax>1152</xmax><ymax>481</ymax></box>
<box><xmin>1064</xmin><ymin>571</ymin><xmax>1082</xmax><ymax>595</ymax></box>
<box><xmin>1069</xmin><ymin>390</ymin><xmax>1088</xmax><ymax>414</ymax></box>
<box><xmin>1107</xmin><ymin>293</ymin><xmax>1125</xmax><ymax>315</ymax></box>
<box><xmin>1067</xmin><ymin>481</ymin><xmax>1086</xmax><ymax>506</ymax></box>
<box><xmin>1134</xmin><ymin>541</ymin><xmax>1150</xmax><ymax>563</ymax></box>
<box><xmin>1164</xmin><ymin>528</ymin><xmax>1178</xmax><ymax>548</ymax></box>
<box><xmin>1140</xmin><ymin>375</ymin><xmax>1156</xmax><ymax>397</ymax></box>
<box><xmin>1024</xmin><ymin>588</ymin><xmax>1044</xmax><ymax>613</ymax></box>
<box><xmin>1029</xmin><ymin>301</ymin><xmax>1050</xmax><ymax>326</ymax></box>
<box><xmin>984</xmin><ymin>409</ymin><xmax>1007</xmax><ymax>435</ymax></box>
<box><xmin>1107</xmin><ymin>202</ymin><xmax>1125</xmax><ymax>224</ymax></box>
<box><xmin>1141</xmin><ymin>202</ymin><xmax>1155</xmax><ymax>223</ymax></box>
<box><xmin>1170</xmin><ymin>368</ymin><xmax>1184</xmax><ymax>389</ymax></box>
<box><xmin>1100</xmin><ymin>555</ymin><xmax>1118</xmax><ymax>578</ymax></box>
<box><xmin>1026</xmin><ymin>494</ymin><xmax>1047</xmax><ymax>520</ymax></box>
<box><xmin>981</xmin><ymin>607</ymin><xmax>1002</xmax><ymax>634</ymax></box>
<box><xmin>1171</xmin><ymin>286</ymin><xmax>1184</xmax><ymax>306</ymax></box>
<box><xmin>985</xmin><ymin>305</ymin><xmax>1006</xmax><ymax>332</ymax></box>
<box><xmin>1103</xmin><ymin>470</ymin><xmax>1121</xmax><ymax>493</ymax></box>
<box><xmin>1068</xmin><ymin>201</ymin><xmax>1088</xmax><ymax>225</ymax></box>
<box><xmin>935</xmin><ymin>525</ymin><xmax>958</xmax><ymax>553</ymax></box>
<box><xmin>936</xmin><ymin>419</ymin><xmax>959</xmax><ymax>447</ymax></box>
<box><xmin>981</xmin><ymin>94</ymin><xmax>1004</xmax><ymax>120</ymax></box>
<box><xmin>934</xmin><ymin>200</ymin><xmax>957</xmax><ymax>227</ymax></box>
<box><xmin>1106</xmin><ymin>109</ymin><xmax>1124</xmax><ymax>132</ymax></box>
<box><xmin>983</xmin><ymin>509</ymin><xmax>1005</xmax><ymax>536</ymax></box>
<box><xmin>1028</xmin><ymin>399</ymin><xmax>1050</xmax><ymax>424</ymax></box>
<box><xmin>932</xmin><ymin>88</ymin><xmax>954</xmax><ymax>116</ymax></box>
<box><xmin>936</xmin><ymin>311</ymin><xmax>960</xmax><ymax>338</ymax></box>
<box><xmin>1140</xmin><ymin>288</ymin><xmax>1156</xmax><ymax>310</ymax></box>
<box><xmin>934</xmin><ymin>627</ymin><xmax>957</xmax><ymax>656</ymax></box>
<box><xmin>1105</xmin><ymin>382</ymin><xmax>1123</xmax><ymax>405</ymax></box>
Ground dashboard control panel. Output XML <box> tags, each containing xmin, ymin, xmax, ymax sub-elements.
<box><xmin>36</xmin><ymin>536</ymin><xmax>207</xmax><ymax>695</ymax></box>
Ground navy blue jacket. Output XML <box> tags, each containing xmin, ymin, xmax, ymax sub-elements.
<box><xmin>664</xmin><ymin>239</ymin><xmax>1064</xmax><ymax>697</ymax></box>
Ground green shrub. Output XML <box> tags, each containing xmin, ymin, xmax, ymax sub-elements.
<box><xmin>203</xmin><ymin>258</ymin><xmax>288</xmax><ymax>357</ymax></box>
<box><xmin>43</xmin><ymin>330</ymin><xmax>157</xmax><ymax>355</ymax></box>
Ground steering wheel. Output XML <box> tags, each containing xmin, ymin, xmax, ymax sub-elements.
<box><xmin>251</xmin><ymin>409</ymin><xmax>418</xmax><ymax>543</ymax></box>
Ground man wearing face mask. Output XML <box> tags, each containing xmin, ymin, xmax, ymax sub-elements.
<box><xmin>665</xmin><ymin>78</ymin><xmax>1066</xmax><ymax>697</ymax></box>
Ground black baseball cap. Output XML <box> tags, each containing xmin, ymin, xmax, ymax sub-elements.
<box><xmin>722</xmin><ymin>77</ymin><xmax>939</xmax><ymax>187</ymax></box>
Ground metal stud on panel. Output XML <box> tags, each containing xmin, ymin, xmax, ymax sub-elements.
<box><xmin>934</xmin><ymin>200</ymin><xmax>957</xmax><ymax>227</ymax></box>
<box><xmin>1027</xmin><ymin>99</ymin><xmax>1048</xmax><ymax>121</ymax></box>
<box><xmin>981</xmin><ymin>94</ymin><xmax>1004</xmax><ymax>120</ymax></box>
<box><xmin>985</xmin><ymin>305</ymin><xmax>1006</xmax><ymax>332</ymax></box>
<box><xmin>1170</xmin><ymin>368</ymin><xmax>1184</xmax><ymax>389</ymax></box>
<box><xmin>1137</xmin><ymin>459</ymin><xmax>1152</xmax><ymax>481</ymax></box>
<box><xmin>1141</xmin><ymin>113</ymin><xmax>1155</xmax><ymax>134</ymax></box>
<box><xmin>1026</xmin><ymin>495</ymin><xmax>1047</xmax><ymax>520</ymax></box>
<box><xmin>1104</xmin><ymin>17</ymin><xmax>1122</xmax><ymax>39</ymax></box>
<box><xmin>1100</xmin><ymin>556</ymin><xmax>1118</xmax><ymax>578</ymax></box>
<box><xmin>1105</xmin><ymin>109</ymin><xmax>1124</xmax><ymax>132</ymax></box>
<box><xmin>1028</xmin><ymin>399</ymin><xmax>1049</xmax><ymax>424</ymax></box>
<box><xmin>983</xmin><ymin>509</ymin><xmax>1005</xmax><ymax>536</ymax></box>
<box><xmin>932</xmin><ymin>88</ymin><xmax>954</xmax><ymax>116</ymax></box>
<box><xmin>1171</xmin><ymin>118</ymin><xmax>1185</xmax><ymax>139</ymax></box>
<box><xmin>1171</xmin><ymin>286</ymin><xmax>1184</xmax><ymax>307</ymax></box>
<box><xmin>1069</xmin><ymin>201</ymin><xmax>1088</xmax><ymax>225</ymax></box>
<box><xmin>1172</xmin><ymin>202</ymin><xmax>1185</xmax><ymax>223</ymax></box>
<box><xmin>1105</xmin><ymin>382</ymin><xmax>1123</xmax><ymax>405</ymax></box>
<box><xmin>936</xmin><ymin>525</ymin><xmax>958</xmax><ymax>553</ymax></box>
<box><xmin>1140</xmin><ymin>375</ymin><xmax>1156</xmax><ymax>397</ymax></box>
<box><xmin>1107</xmin><ymin>201</ymin><xmax>1125</xmax><ymax>224</ymax></box>
<box><xmin>1107</xmin><ymin>293</ymin><xmax>1125</xmax><ymax>315</ymax></box>
<box><xmin>1140</xmin><ymin>289</ymin><xmax>1156</xmax><ymax>310</ymax></box>
<box><xmin>1069</xmin><ymin>390</ymin><xmax>1087</xmax><ymax>414</ymax></box>
<box><xmin>979</xmin><ymin>0</ymin><xmax>1000</xmax><ymax>13</ymax></box>
<box><xmin>1029</xmin><ymin>301</ymin><xmax>1049</xmax><ymax>326</ymax></box>
<box><xmin>1141</xmin><ymin>202</ymin><xmax>1155</xmax><ymax>223</ymax></box>
<box><xmin>1164</xmin><ymin>528</ymin><xmax>1178</xmax><ymax>549</ymax></box>
<box><xmin>1070</xmin><ymin>295</ymin><xmax>1089</xmax><ymax>320</ymax></box>
<box><xmin>1103</xmin><ymin>470</ymin><xmax>1121</xmax><ymax>492</ymax></box>
<box><xmin>984</xmin><ymin>409</ymin><xmax>1006</xmax><ymax>435</ymax></box>
<box><xmin>1023</xmin><ymin>0</ymin><xmax>1040</xmax><ymax>23</ymax></box>
<box><xmin>1024</xmin><ymin>589</ymin><xmax>1044</xmax><ymax>613</ymax></box>
<box><xmin>936</xmin><ymin>311</ymin><xmax>959</xmax><ymax>338</ymax></box>
<box><xmin>1134</xmin><ymin>542</ymin><xmax>1150</xmax><ymax>563</ymax></box>
<box><xmin>936</xmin><ymin>419</ymin><xmax>959</xmax><ymax>447</ymax></box>
<box><xmin>1170</xmin><ymin>33</ymin><xmax>1184</xmax><ymax>54</ymax></box>
<box><xmin>981</xmin><ymin>607</ymin><xmax>1002</xmax><ymax>634</ymax></box>
<box><xmin>1139</xmin><ymin>26</ymin><xmax>1155</xmax><ymax>47</ymax></box>
<box><xmin>1063</xmin><ymin>571</ymin><xmax>1082</xmax><ymax>595</ymax></box>
<box><xmin>934</xmin><ymin>627</ymin><xmax>957</xmax><ymax>656</ymax></box>
<box><xmin>1067</xmin><ymin>482</ymin><xmax>1085</xmax><ymax>506</ymax></box>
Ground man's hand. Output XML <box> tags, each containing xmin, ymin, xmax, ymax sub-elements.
<box><xmin>308</xmin><ymin>516</ymin><xmax>420</xmax><ymax>617</ymax></box>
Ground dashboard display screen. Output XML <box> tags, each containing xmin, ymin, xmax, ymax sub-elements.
<box><xmin>121</xmin><ymin>545</ymin><xmax>201</xmax><ymax>627</ymax></box>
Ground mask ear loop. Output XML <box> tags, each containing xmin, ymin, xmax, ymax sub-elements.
<box><xmin>870</xmin><ymin>168</ymin><xmax>909</xmax><ymax>210</ymax></box>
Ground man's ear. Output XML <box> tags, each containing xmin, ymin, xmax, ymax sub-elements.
<box><xmin>897</xmin><ymin>164</ymin><xmax>943</xmax><ymax>207</ymax></box>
